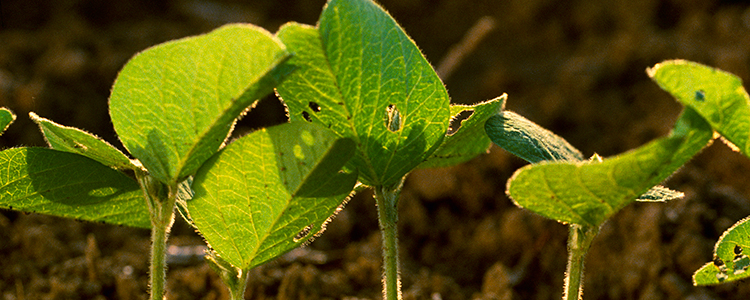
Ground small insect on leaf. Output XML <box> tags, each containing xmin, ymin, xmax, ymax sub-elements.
<box><xmin>695</xmin><ymin>90</ymin><xmax>706</xmax><ymax>102</ymax></box>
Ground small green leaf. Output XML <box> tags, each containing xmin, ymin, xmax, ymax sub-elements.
<box><xmin>0</xmin><ymin>147</ymin><xmax>149</xmax><ymax>228</ymax></box>
<box><xmin>485</xmin><ymin>110</ymin><xmax>584</xmax><ymax>163</ymax></box>
<box><xmin>694</xmin><ymin>217</ymin><xmax>750</xmax><ymax>285</ymax></box>
<box><xmin>418</xmin><ymin>95</ymin><xmax>506</xmax><ymax>169</ymax></box>
<box><xmin>276</xmin><ymin>0</ymin><xmax>451</xmax><ymax>187</ymax></box>
<box><xmin>30</xmin><ymin>112</ymin><xmax>137</xmax><ymax>170</ymax></box>
<box><xmin>188</xmin><ymin>121</ymin><xmax>357</xmax><ymax>269</ymax></box>
<box><xmin>648</xmin><ymin>59</ymin><xmax>750</xmax><ymax>157</ymax></box>
<box><xmin>110</xmin><ymin>23</ymin><xmax>292</xmax><ymax>185</ymax></box>
<box><xmin>506</xmin><ymin>108</ymin><xmax>712</xmax><ymax>227</ymax></box>
<box><xmin>0</xmin><ymin>107</ymin><xmax>14</xmax><ymax>136</ymax></box>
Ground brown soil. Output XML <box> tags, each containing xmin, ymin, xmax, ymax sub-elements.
<box><xmin>3</xmin><ymin>0</ymin><xmax>750</xmax><ymax>299</ymax></box>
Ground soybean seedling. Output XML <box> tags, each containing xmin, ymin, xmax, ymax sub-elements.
<box><xmin>0</xmin><ymin>24</ymin><xmax>358</xmax><ymax>299</ymax></box>
<box><xmin>645</xmin><ymin>60</ymin><xmax>750</xmax><ymax>287</ymax></box>
<box><xmin>274</xmin><ymin>0</ymin><xmax>504</xmax><ymax>298</ymax></box>
<box><xmin>485</xmin><ymin>60</ymin><xmax>727</xmax><ymax>299</ymax></box>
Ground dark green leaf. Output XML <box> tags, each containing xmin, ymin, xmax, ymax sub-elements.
<box><xmin>0</xmin><ymin>147</ymin><xmax>149</xmax><ymax>228</ymax></box>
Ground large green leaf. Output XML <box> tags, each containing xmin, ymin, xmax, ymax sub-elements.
<box><xmin>0</xmin><ymin>147</ymin><xmax>149</xmax><ymax>228</ymax></box>
<box><xmin>0</xmin><ymin>107</ymin><xmax>14</xmax><ymax>136</ymax></box>
<box><xmin>276</xmin><ymin>0</ymin><xmax>451</xmax><ymax>187</ymax></box>
<box><xmin>506</xmin><ymin>108</ymin><xmax>713</xmax><ymax>227</ymax></box>
<box><xmin>110</xmin><ymin>23</ymin><xmax>292</xmax><ymax>185</ymax></box>
<box><xmin>417</xmin><ymin>96</ymin><xmax>505</xmax><ymax>169</ymax></box>
<box><xmin>188</xmin><ymin>121</ymin><xmax>357</xmax><ymax>269</ymax></box>
<box><xmin>648</xmin><ymin>60</ymin><xmax>750</xmax><ymax>156</ymax></box>
<box><xmin>30</xmin><ymin>112</ymin><xmax>137</xmax><ymax>171</ymax></box>
<box><xmin>694</xmin><ymin>217</ymin><xmax>750</xmax><ymax>285</ymax></box>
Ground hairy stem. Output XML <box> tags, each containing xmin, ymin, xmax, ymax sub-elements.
<box><xmin>138</xmin><ymin>171</ymin><xmax>176</xmax><ymax>300</ymax></box>
<box><xmin>375</xmin><ymin>179</ymin><xmax>405</xmax><ymax>300</ymax></box>
<box><xmin>564</xmin><ymin>224</ymin><xmax>599</xmax><ymax>300</ymax></box>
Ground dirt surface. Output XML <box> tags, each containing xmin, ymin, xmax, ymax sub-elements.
<box><xmin>3</xmin><ymin>0</ymin><xmax>750</xmax><ymax>299</ymax></box>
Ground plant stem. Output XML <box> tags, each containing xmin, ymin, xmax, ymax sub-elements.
<box><xmin>374</xmin><ymin>179</ymin><xmax>405</xmax><ymax>300</ymax></box>
<box><xmin>137</xmin><ymin>171</ymin><xmax>176</xmax><ymax>300</ymax></box>
<box><xmin>228</xmin><ymin>269</ymin><xmax>249</xmax><ymax>300</ymax></box>
<box><xmin>563</xmin><ymin>224</ymin><xmax>599</xmax><ymax>300</ymax></box>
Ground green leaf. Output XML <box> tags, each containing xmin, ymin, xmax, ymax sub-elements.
<box><xmin>648</xmin><ymin>59</ymin><xmax>750</xmax><ymax>157</ymax></box>
<box><xmin>694</xmin><ymin>216</ymin><xmax>750</xmax><ymax>285</ymax></box>
<box><xmin>187</xmin><ymin>121</ymin><xmax>357</xmax><ymax>269</ymax></box>
<box><xmin>0</xmin><ymin>107</ymin><xmax>14</xmax><ymax>136</ymax></box>
<box><xmin>417</xmin><ymin>95</ymin><xmax>506</xmax><ymax>169</ymax></box>
<box><xmin>276</xmin><ymin>0</ymin><xmax>451</xmax><ymax>187</ymax></box>
<box><xmin>0</xmin><ymin>147</ymin><xmax>149</xmax><ymax>228</ymax></box>
<box><xmin>506</xmin><ymin>108</ymin><xmax>713</xmax><ymax>227</ymax></box>
<box><xmin>110</xmin><ymin>23</ymin><xmax>292</xmax><ymax>185</ymax></box>
<box><xmin>29</xmin><ymin>112</ymin><xmax>137</xmax><ymax>170</ymax></box>
<box><xmin>485</xmin><ymin>110</ymin><xmax>585</xmax><ymax>163</ymax></box>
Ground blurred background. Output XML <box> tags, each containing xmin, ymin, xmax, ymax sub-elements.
<box><xmin>2</xmin><ymin>0</ymin><xmax>750</xmax><ymax>299</ymax></box>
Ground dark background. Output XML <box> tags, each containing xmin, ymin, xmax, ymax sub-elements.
<box><xmin>2</xmin><ymin>0</ymin><xmax>750</xmax><ymax>299</ymax></box>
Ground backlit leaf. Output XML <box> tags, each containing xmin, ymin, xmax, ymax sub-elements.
<box><xmin>694</xmin><ymin>217</ymin><xmax>750</xmax><ymax>285</ymax></box>
<box><xmin>188</xmin><ymin>121</ymin><xmax>357</xmax><ymax>269</ymax></box>
<box><xmin>30</xmin><ymin>112</ymin><xmax>137</xmax><ymax>170</ymax></box>
<box><xmin>418</xmin><ymin>95</ymin><xmax>505</xmax><ymax>169</ymax></box>
<box><xmin>276</xmin><ymin>0</ymin><xmax>451</xmax><ymax>187</ymax></box>
<box><xmin>0</xmin><ymin>108</ymin><xmax>14</xmax><ymax>136</ymax></box>
<box><xmin>110</xmin><ymin>23</ymin><xmax>292</xmax><ymax>185</ymax></box>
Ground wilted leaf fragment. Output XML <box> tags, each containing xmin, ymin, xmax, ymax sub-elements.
<box><xmin>648</xmin><ymin>59</ymin><xmax>750</xmax><ymax>157</ymax></box>
<box><xmin>506</xmin><ymin>108</ymin><xmax>712</xmax><ymax>227</ymax></box>
<box><xmin>694</xmin><ymin>217</ymin><xmax>750</xmax><ymax>285</ymax></box>
<box><xmin>110</xmin><ymin>23</ymin><xmax>291</xmax><ymax>185</ymax></box>
<box><xmin>0</xmin><ymin>147</ymin><xmax>149</xmax><ymax>228</ymax></box>
<box><xmin>0</xmin><ymin>108</ymin><xmax>14</xmax><ymax>136</ymax></box>
<box><xmin>276</xmin><ymin>0</ymin><xmax>450</xmax><ymax>187</ymax></box>
<box><xmin>418</xmin><ymin>95</ymin><xmax>506</xmax><ymax>169</ymax></box>
<box><xmin>30</xmin><ymin>112</ymin><xmax>137</xmax><ymax>170</ymax></box>
<box><xmin>188</xmin><ymin>121</ymin><xmax>357</xmax><ymax>269</ymax></box>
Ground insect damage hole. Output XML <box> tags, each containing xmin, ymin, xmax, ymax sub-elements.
<box><xmin>293</xmin><ymin>224</ymin><xmax>314</xmax><ymax>243</ymax></box>
<box><xmin>385</xmin><ymin>104</ymin><xmax>401</xmax><ymax>132</ymax></box>
<box><xmin>447</xmin><ymin>109</ymin><xmax>474</xmax><ymax>135</ymax></box>
<box><xmin>695</xmin><ymin>90</ymin><xmax>706</xmax><ymax>102</ymax></box>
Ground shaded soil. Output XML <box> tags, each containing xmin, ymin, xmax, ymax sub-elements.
<box><xmin>3</xmin><ymin>0</ymin><xmax>750</xmax><ymax>299</ymax></box>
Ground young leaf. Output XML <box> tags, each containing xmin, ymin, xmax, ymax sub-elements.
<box><xmin>506</xmin><ymin>108</ymin><xmax>713</xmax><ymax>227</ymax></box>
<box><xmin>0</xmin><ymin>147</ymin><xmax>150</xmax><ymax>228</ymax></box>
<box><xmin>485</xmin><ymin>110</ymin><xmax>585</xmax><ymax>163</ymax></box>
<box><xmin>29</xmin><ymin>112</ymin><xmax>137</xmax><ymax>170</ymax></box>
<box><xmin>648</xmin><ymin>59</ymin><xmax>750</xmax><ymax>157</ymax></box>
<box><xmin>187</xmin><ymin>121</ymin><xmax>358</xmax><ymax>269</ymax></box>
<box><xmin>110</xmin><ymin>23</ymin><xmax>292</xmax><ymax>185</ymax></box>
<box><xmin>417</xmin><ymin>95</ymin><xmax>505</xmax><ymax>169</ymax></box>
<box><xmin>0</xmin><ymin>107</ymin><xmax>15</xmax><ymax>136</ymax></box>
<box><xmin>276</xmin><ymin>0</ymin><xmax>451</xmax><ymax>187</ymax></box>
<box><xmin>694</xmin><ymin>216</ymin><xmax>750</xmax><ymax>285</ymax></box>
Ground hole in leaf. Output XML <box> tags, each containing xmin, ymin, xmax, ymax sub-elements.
<box><xmin>695</xmin><ymin>90</ymin><xmax>706</xmax><ymax>101</ymax></box>
<box><xmin>447</xmin><ymin>109</ymin><xmax>474</xmax><ymax>136</ymax></box>
<box><xmin>301</xmin><ymin>111</ymin><xmax>312</xmax><ymax>122</ymax></box>
<box><xmin>714</xmin><ymin>257</ymin><xmax>725</xmax><ymax>267</ymax></box>
<box><xmin>385</xmin><ymin>104</ymin><xmax>401</xmax><ymax>132</ymax></box>
<box><xmin>735</xmin><ymin>245</ymin><xmax>743</xmax><ymax>255</ymax></box>
<box><xmin>308</xmin><ymin>102</ymin><xmax>321</xmax><ymax>112</ymax></box>
<box><xmin>293</xmin><ymin>224</ymin><xmax>314</xmax><ymax>243</ymax></box>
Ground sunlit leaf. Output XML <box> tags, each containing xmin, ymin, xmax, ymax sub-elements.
<box><xmin>188</xmin><ymin>121</ymin><xmax>357</xmax><ymax>269</ymax></box>
<box><xmin>110</xmin><ymin>23</ymin><xmax>292</xmax><ymax>185</ymax></box>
